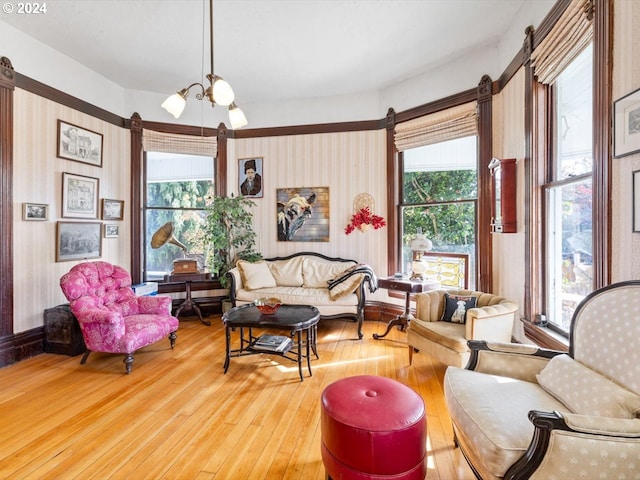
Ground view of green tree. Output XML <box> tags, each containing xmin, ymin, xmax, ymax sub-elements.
<box><xmin>145</xmin><ymin>180</ymin><xmax>213</xmax><ymax>278</ymax></box>
<box><xmin>402</xmin><ymin>170</ymin><xmax>477</xmax><ymax>249</ymax></box>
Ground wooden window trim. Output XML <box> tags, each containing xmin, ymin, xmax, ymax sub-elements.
<box><xmin>386</xmin><ymin>80</ymin><xmax>492</xmax><ymax>290</ymax></box>
<box><xmin>523</xmin><ymin>0</ymin><xmax>611</xmax><ymax>330</ymax></box>
<box><xmin>129</xmin><ymin>115</ymin><xmax>224</xmax><ymax>285</ymax></box>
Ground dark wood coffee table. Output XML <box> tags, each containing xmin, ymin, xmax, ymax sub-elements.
<box><xmin>222</xmin><ymin>304</ymin><xmax>320</xmax><ymax>381</ymax></box>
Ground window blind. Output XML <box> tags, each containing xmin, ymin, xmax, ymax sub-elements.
<box><xmin>530</xmin><ymin>0</ymin><xmax>593</xmax><ymax>85</ymax></box>
<box><xmin>142</xmin><ymin>129</ymin><xmax>217</xmax><ymax>158</ymax></box>
<box><xmin>394</xmin><ymin>101</ymin><xmax>477</xmax><ymax>152</ymax></box>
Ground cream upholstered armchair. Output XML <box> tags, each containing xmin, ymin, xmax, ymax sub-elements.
<box><xmin>407</xmin><ymin>289</ymin><xmax>518</xmax><ymax>368</ymax></box>
<box><xmin>444</xmin><ymin>280</ymin><xmax>640</xmax><ymax>480</ymax></box>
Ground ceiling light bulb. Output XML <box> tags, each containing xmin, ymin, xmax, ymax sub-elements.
<box><xmin>229</xmin><ymin>103</ymin><xmax>248</xmax><ymax>129</ymax></box>
<box><xmin>161</xmin><ymin>92</ymin><xmax>187</xmax><ymax>118</ymax></box>
<box><xmin>211</xmin><ymin>76</ymin><xmax>235</xmax><ymax>106</ymax></box>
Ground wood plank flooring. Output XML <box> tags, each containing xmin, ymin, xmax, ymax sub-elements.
<box><xmin>0</xmin><ymin>316</ymin><xmax>476</xmax><ymax>480</ymax></box>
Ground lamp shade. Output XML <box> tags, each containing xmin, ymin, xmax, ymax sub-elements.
<box><xmin>161</xmin><ymin>93</ymin><xmax>187</xmax><ymax>118</ymax></box>
<box><xmin>211</xmin><ymin>76</ymin><xmax>235</xmax><ymax>106</ymax></box>
<box><xmin>410</xmin><ymin>233</ymin><xmax>432</xmax><ymax>252</ymax></box>
<box><xmin>229</xmin><ymin>103</ymin><xmax>248</xmax><ymax>129</ymax></box>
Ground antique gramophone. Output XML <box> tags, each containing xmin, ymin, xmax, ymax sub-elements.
<box><xmin>150</xmin><ymin>222</ymin><xmax>199</xmax><ymax>274</ymax></box>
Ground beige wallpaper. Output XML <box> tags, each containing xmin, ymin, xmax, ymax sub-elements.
<box><xmin>13</xmin><ymin>89</ymin><xmax>131</xmax><ymax>333</ymax></box>
<box><xmin>14</xmin><ymin>2</ymin><xmax>636</xmax><ymax>335</ymax></box>
<box><xmin>12</xmin><ymin>103</ymin><xmax>392</xmax><ymax>333</ymax></box>
<box><xmin>228</xmin><ymin>130</ymin><xmax>389</xmax><ymax>283</ymax></box>
<box><xmin>612</xmin><ymin>0</ymin><xmax>640</xmax><ymax>282</ymax></box>
<box><xmin>491</xmin><ymin>68</ymin><xmax>527</xmax><ymax>341</ymax></box>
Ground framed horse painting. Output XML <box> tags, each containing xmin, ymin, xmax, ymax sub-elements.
<box><xmin>276</xmin><ymin>187</ymin><xmax>329</xmax><ymax>242</ymax></box>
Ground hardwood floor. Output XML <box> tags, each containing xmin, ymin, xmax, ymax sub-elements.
<box><xmin>0</xmin><ymin>316</ymin><xmax>476</xmax><ymax>480</ymax></box>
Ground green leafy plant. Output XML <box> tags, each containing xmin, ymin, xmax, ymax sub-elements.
<box><xmin>204</xmin><ymin>194</ymin><xmax>262</xmax><ymax>288</ymax></box>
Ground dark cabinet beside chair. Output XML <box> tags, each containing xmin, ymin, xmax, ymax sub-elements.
<box><xmin>43</xmin><ymin>304</ymin><xmax>86</xmax><ymax>356</ymax></box>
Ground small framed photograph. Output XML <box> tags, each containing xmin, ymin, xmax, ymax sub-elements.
<box><xmin>614</xmin><ymin>87</ymin><xmax>640</xmax><ymax>158</ymax></box>
<box><xmin>22</xmin><ymin>202</ymin><xmax>49</xmax><ymax>221</ymax></box>
<box><xmin>57</xmin><ymin>120</ymin><xmax>103</xmax><ymax>167</ymax></box>
<box><xmin>238</xmin><ymin>157</ymin><xmax>263</xmax><ymax>198</ymax></box>
<box><xmin>62</xmin><ymin>172</ymin><xmax>99</xmax><ymax>219</ymax></box>
<box><xmin>102</xmin><ymin>199</ymin><xmax>124</xmax><ymax>220</ymax></box>
<box><xmin>104</xmin><ymin>224</ymin><xmax>119</xmax><ymax>238</ymax></box>
<box><xmin>633</xmin><ymin>170</ymin><xmax>640</xmax><ymax>232</ymax></box>
<box><xmin>56</xmin><ymin>221</ymin><xmax>102</xmax><ymax>262</ymax></box>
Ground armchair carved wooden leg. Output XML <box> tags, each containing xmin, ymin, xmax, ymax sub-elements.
<box><xmin>80</xmin><ymin>350</ymin><xmax>91</xmax><ymax>365</ymax></box>
<box><xmin>169</xmin><ymin>331</ymin><xmax>177</xmax><ymax>349</ymax></box>
<box><xmin>124</xmin><ymin>354</ymin><xmax>134</xmax><ymax>374</ymax></box>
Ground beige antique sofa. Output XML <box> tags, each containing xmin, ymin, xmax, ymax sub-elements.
<box><xmin>444</xmin><ymin>281</ymin><xmax>640</xmax><ymax>480</ymax></box>
<box><xmin>227</xmin><ymin>252</ymin><xmax>377</xmax><ymax>339</ymax></box>
<box><xmin>407</xmin><ymin>289</ymin><xmax>518</xmax><ymax>368</ymax></box>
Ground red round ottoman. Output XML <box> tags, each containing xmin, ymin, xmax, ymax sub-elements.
<box><xmin>321</xmin><ymin>375</ymin><xmax>427</xmax><ymax>480</ymax></box>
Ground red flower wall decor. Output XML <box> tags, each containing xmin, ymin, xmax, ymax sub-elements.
<box><xmin>345</xmin><ymin>206</ymin><xmax>386</xmax><ymax>235</ymax></box>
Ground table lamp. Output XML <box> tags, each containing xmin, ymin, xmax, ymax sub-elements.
<box><xmin>410</xmin><ymin>232</ymin><xmax>432</xmax><ymax>281</ymax></box>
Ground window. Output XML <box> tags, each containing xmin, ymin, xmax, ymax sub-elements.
<box><xmin>144</xmin><ymin>152</ymin><xmax>214</xmax><ymax>281</ymax></box>
<box><xmin>401</xmin><ymin>136</ymin><xmax>477</xmax><ymax>289</ymax></box>
<box><xmin>543</xmin><ymin>44</ymin><xmax>593</xmax><ymax>333</ymax></box>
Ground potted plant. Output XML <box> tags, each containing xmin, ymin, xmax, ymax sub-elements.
<box><xmin>204</xmin><ymin>194</ymin><xmax>262</xmax><ymax>288</ymax></box>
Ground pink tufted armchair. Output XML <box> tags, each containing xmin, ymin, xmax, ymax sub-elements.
<box><xmin>60</xmin><ymin>261</ymin><xmax>179</xmax><ymax>374</ymax></box>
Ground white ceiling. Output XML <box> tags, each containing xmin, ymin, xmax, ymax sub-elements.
<box><xmin>3</xmin><ymin>0</ymin><xmax>532</xmax><ymax>107</ymax></box>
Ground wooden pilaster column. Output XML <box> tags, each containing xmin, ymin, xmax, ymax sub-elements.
<box><xmin>217</xmin><ymin>122</ymin><xmax>227</xmax><ymax>197</ymax></box>
<box><xmin>522</xmin><ymin>25</ymin><xmax>539</xmax><ymax>322</ymax></box>
<box><xmin>0</xmin><ymin>56</ymin><xmax>15</xmax><ymax>348</ymax></box>
<box><xmin>129</xmin><ymin>112</ymin><xmax>143</xmax><ymax>283</ymax></box>
<box><xmin>477</xmin><ymin>74</ymin><xmax>493</xmax><ymax>293</ymax></box>
<box><xmin>385</xmin><ymin>108</ymin><xmax>397</xmax><ymax>276</ymax></box>
<box><xmin>592</xmin><ymin>0</ymin><xmax>611</xmax><ymax>288</ymax></box>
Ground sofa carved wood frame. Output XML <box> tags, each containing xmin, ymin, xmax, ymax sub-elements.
<box><xmin>227</xmin><ymin>251</ymin><xmax>376</xmax><ymax>339</ymax></box>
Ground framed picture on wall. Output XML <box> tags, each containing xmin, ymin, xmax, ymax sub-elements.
<box><xmin>57</xmin><ymin>120</ymin><xmax>103</xmax><ymax>167</ymax></box>
<box><xmin>101</xmin><ymin>198</ymin><xmax>124</xmax><ymax>220</ymax></box>
<box><xmin>104</xmin><ymin>224</ymin><xmax>119</xmax><ymax>238</ymax></box>
<box><xmin>276</xmin><ymin>186</ymin><xmax>329</xmax><ymax>242</ymax></box>
<box><xmin>614</xmin><ymin>87</ymin><xmax>640</xmax><ymax>158</ymax></box>
<box><xmin>22</xmin><ymin>202</ymin><xmax>49</xmax><ymax>221</ymax></box>
<box><xmin>62</xmin><ymin>172</ymin><xmax>99</xmax><ymax>219</ymax></box>
<box><xmin>238</xmin><ymin>157</ymin><xmax>263</xmax><ymax>198</ymax></box>
<box><xmin>56</xmin><ymin>221</ymin><xmax>102</xmax><ymax>262</ymax></box>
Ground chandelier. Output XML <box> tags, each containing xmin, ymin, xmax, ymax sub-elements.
<box><xmin>161</xmin><ymin>0</ymin><xmax>247</xmax><ymax>129</ymax></box>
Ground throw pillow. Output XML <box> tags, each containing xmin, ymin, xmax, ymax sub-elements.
<box><xmin>302</xmin><ymin>258</ymin><xmax>351</xmax><ymax>288</ymax></box>
<box><xmin>441</xmin><ymin>293</ymin><xmax>477</xmax><ymax>324</ymax></box>
<box><xmin>329</xmin><ymin>273</ymin><xmax>364</xmax><ymax>300</ymax></box>
<box><xmin>268</xmin><ymin>257</ymin><xmax>304</xmax><ymax>287</ymax></box>
<box><xmin>237</xmin><ymin>260</ymin><xmax>277</xmax><ymax>290</ymax></box>
<box><xmin>536</xmin><ymin>354</ymin><xmax>640</xmax><ymax>419</ymax></box>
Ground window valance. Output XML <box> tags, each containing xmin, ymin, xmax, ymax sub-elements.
<box><xmin>142</xmin><ymin>129</ymin><xmax>218</xmax><ymax>158</ymax></box>
<box><xmin>530</xmin><ymin>0</ymin><xmax>593</xmax><ymax>85</ymax></box>
<box><xmin>394</xmin><ymin>101</ymin><xmax>477</xmax><ymax>152</ymax></box>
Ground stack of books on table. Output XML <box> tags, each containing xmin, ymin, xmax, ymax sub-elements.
<box><xmin>131</xmin><ymin>282</ymin><xmax>158</xmax><ymax>296</ymax></box>
<box><xmin>251</xmin><ymin>334</ymin><xmax>292</xmax><ymax>353</ymax></box>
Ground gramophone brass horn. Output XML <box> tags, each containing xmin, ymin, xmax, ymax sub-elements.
<box><xmin>151</xmin><ymin>222</ymin><xmax>187</xmax><ymax>252</ymax></box>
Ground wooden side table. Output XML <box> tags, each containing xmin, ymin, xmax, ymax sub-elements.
<box><xmin>164</xmin><ymin>272</ymin><xmax>212</xmax><ymax>326</ymax></box>
<box><xmin>373</xmin><ymin>277</ymin><xmax>440</xmax><ymax>340</ymax></box>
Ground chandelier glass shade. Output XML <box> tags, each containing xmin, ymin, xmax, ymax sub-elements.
<box><xmin>162</xmin><ymin>0</ymin><xmax>247</xmax><ymax>129</ymax></box>
<box><xmin>228</xmin><ymin>102</ymin><xmax>248</xmax><ymax>129</ymax></box>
